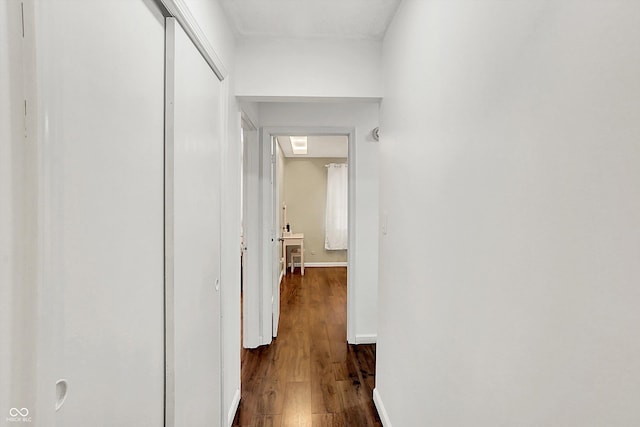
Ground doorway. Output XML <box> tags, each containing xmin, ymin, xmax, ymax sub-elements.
<box><xmin>272</xmin><ymin>134</ymin><xmax>350</xmax><ymax>337</ymax></box>
<box><xmin>241</xmin><ymin>126</ymin><xmax>357</xmax><ymax>350</ymax></box>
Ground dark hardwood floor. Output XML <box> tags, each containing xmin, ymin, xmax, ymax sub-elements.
<box><xmin>233</xmin><ymin>267</ymin><xmax>381</xmax><ymax>427</ymax></box>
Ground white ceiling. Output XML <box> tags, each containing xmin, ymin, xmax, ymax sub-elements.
<box><xmin>277</xmin><ymin>135</ymin><xmax>348</xmax><ymax>158</ymax></box>
<box><xmin>219</xmin><ymin>0</ymin><xmax>401</xmax><ymax>40</ymax></box>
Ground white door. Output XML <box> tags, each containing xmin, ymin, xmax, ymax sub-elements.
<box><xmin>42</xmin><ymin>1</ymin><xmax>166</xmax><ymax>425</ymax></box>
<box><xmin>170</xmin><ymin>19</ymin><xmax>222</xmax><ymax>427</ymax></box>
<box><xmin>259</xmin><ymin>132</ymin><xmax>282</xmax><ymax>342</ymax></box>
<box><xmin>240</xmin><ymin>125</ymin><xmax>247</xmax><ymax>300</ymax></box>
<box><xmin>242</xmin><ymin>127</ymin><xmax>262</xmax><ymax>348</ymax></box>
<box><xmin>271</xmin><ymin>136</ymin><xmax>281</xmax><ymax>337</ymax></box>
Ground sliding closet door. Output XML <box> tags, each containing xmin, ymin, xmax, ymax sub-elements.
<box><xmin>41</xmin><ymin>1</ymin><xmax>166</xmax><ymax>425</ymax></box>
<box><xmin>169</xmin><ymin>20</ymin><xmax>223</xmax><ymax>426</ymax></box>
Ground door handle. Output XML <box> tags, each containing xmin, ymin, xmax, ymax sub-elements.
<box><xmin>55</xmin><ymin>379</ymin><xmax>68</xmax><ymax>412</ymax></box>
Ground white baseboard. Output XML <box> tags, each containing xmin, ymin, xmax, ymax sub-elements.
<box><xmin>291</xmin><ymin>261</ymin><xmax>347</xmax><ymax>268</ymax></box>
<box><xmin>355</xmin><ymin>334</ymin><xmax>377</xmax><ymax>344</ymax></box>
<box><xmin>279</xmin><ymin>269</ymin><xmax>284</xmax><ymax>284</ymax></box>
<box><xmin>227</xmin><ymin>388</ymin><xmax>241</xmax><ymax>427</ymax></box>
<box><xmin>373</xmin><ymin>388</ymin><xmax>392</xmax><ymax>427</ymax></box>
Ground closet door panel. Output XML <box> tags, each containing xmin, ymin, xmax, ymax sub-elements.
<box><xmin>171</xmin><ymin>20</ymin><xmax>223</xmax><ymax>427</ymax></box>
<box><xmin>44</xmin><ymin>1</ymin><xmax>166</xmax><ymax>425</ymax></box>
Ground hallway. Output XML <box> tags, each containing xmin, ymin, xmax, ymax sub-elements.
<box><xmin>233</xmin><ymin>268</ymin><xmax>381</xmax><ymax>427</ymax></box>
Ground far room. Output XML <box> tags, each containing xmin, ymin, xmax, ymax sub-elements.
<box><xmin>275</xmin><ymin>135</ymin><xmax>349</xmax><ymax>275</ymax></box>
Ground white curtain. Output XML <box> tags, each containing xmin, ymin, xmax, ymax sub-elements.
<box><xmin>325</xmin><ymin>163</ymin><xmax>348</xmax><ymax>250</ymax></box>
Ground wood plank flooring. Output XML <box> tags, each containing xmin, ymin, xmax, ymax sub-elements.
<box><xmin>233</xmin><ymin>267</ymin><xmax>381</xmax><ymax>427</ymax></box>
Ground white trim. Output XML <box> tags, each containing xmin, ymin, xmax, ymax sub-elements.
<box><xmin>226</xmin><ymin>388</ymin><xmax>241</xmax><ymax>427</ymax></box>
<box><xmin>241</xmin><ymin>111</ymin><xmax>257</xmax><ymax>131</ymax></box>
<box><xmin>373</xmin><ymin>388</ymin><xmax>393</xmax><ymax>427</ymax></box>
<box><xmin>237</xmin><ymin>96</ymin><xmax>382</xmax><ymax>104</ymax></box>
<box><xmin>291</xmin><ymin>262</ymin><xmax>347</xmax><ymax>268</ymax></box>
<box><xmin>259</xmin><ymin>126</ymin><xmax>357</xmax><ymax>347</ymax></box>
<box><xmin>272</xmin><ymin>135</ymin><xmax>281</xmax><ymax>338</ymax></box>
<box><xmin>355</xmin><ymin>334</ymin><xmax>377</xmax><ymax>344</ymax></box>
<box><xmin>346</xmin><ymin>128</ymin><xmax>357</xmax><ymax>344</ymax></box>
<box><xmin>259</xmin><ymin>129</ymin><xmax>272</xmax><ymax>345</ymax></box>
<box><xmin>158</xmin><ymin>0</ymin><xmax>227</xmax><ymax>81</ymax></box>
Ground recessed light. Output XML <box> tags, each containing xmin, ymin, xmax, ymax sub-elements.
<box><xmin>290</xmin><ymin>136</ymin><xmax>307</xmax><ymax>155</ymax></box>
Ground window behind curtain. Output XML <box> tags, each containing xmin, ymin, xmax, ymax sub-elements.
<box><xmin>325</xmin><ymin>163</ymin><xmax>348</xmax><ymax>250</ymax></box>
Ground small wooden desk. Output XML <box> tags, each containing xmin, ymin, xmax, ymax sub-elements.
<box><xmin>281</xmin><ymin>233</ymin><xmax>304</xmax><ymax>275</ymax></box>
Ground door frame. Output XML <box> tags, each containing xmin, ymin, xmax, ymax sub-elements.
<box><xmin>248</xmin><ymin>126</ymin><xmax>357</xmax><ymax>346</ymax></box>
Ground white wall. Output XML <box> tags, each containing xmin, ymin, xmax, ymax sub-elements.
<box><xmin>259</xmin><ymin>103</ymin><xmax>380</xmax><ymax>343</ymax></box>
<box><xmin>282</xmin><ymin>157</ymin><xmax>348</xmax><ymax>264</ymax></box>
<box><xmin>182</xmin><ymin>0</ymin><xmax>235</xmax><ymax>70</ymax></box>
<box><xmin>376</xmin><ymin>1</ymin><xmax>640</xmax><ymax>426</ymax></box>
<box><xmin>236</xmin><ymin>38</ymin><xmax>383</xmax><ymax>100</ymax></box>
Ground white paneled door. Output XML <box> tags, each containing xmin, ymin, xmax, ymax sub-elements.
<box><xmin>41</xmin><ymin>0</ymin><xmax>166</xmax><ymax>425</ymax></box>
<box><xmin>169</xmin><ymin>19</ymin><xmax>223</xmax><ymax>427</ymax></box>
